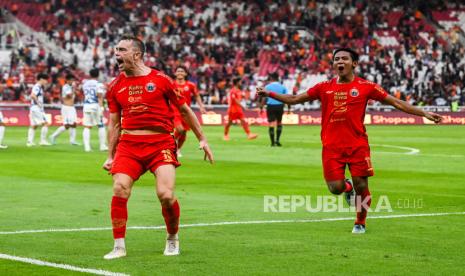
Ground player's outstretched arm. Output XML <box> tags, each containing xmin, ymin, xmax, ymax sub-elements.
<box><xmin>178</xmin><ymin>103</ymin><xmax>214</xmax><ymax>164</ymax></box>
<box><xmin>195</xmin><ymin>94</ymin><xmax>207</xmax><ymax>114</ymax></box>
<box><xmin>103</xmin><ymin>112</ymin><xmax>121</xmax><ymax>171</ymax></box>
<box><xmin>382</xmin><ymin>95</ymin><xmax>443</xmax><ymax>123</ymax></box>
<box><xmin>256</xmin><ymin>87</ymin><xmax>309</xmax><ymax>105</ymax></box>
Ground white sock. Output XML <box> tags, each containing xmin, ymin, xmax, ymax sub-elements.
<box><xmin>69</xmin><ymin>127</ymin><xmax>76</xmax><ymax>143</ymax></box>
<box><xmin>40</xmin><ymin>126</ymin><xmax>48</xmax><ymax>142</ymax></box>
<box><xmin>0</xmin><ymin>126</ymin><xmax>5</xmax><ymax>144</ymax></box>
<box><xmin>114</xmin><ymin>238</ymin><xmax>125</xmax><ymax>249</ymax></box>
<box><xmin>83</xmin><ymin>128</ymin><xmax>91</xmax><ymax>151</ymax></box>
<box><xmin>98</xmin><ymin>127</ymin><xmax>107</xmax><ymax>148</ymax></box>
<box><xmin>27</xmin><ymin>127</ymin><xmax>35</xmax><ymax>143</ymax></box>
<box><xmin>51</xmin><ymin>126</ymin><xmax>66</xmax><ymax>139</ymax></box>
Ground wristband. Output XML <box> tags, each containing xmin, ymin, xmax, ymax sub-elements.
<box><xmin>269</xmin><ymin>92</ymin><xmax>277</xmax><ymax>98</ymax></box>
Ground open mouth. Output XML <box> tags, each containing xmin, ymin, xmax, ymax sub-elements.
<box><xmin>116</xmin><ymin>58</ymin><xmax>124</xmax><ymax>67</ymax></box>
<box><xmin>337</xmin><ymin>65</ymin><xmax>344</xmax><ymax>71</ymax></box>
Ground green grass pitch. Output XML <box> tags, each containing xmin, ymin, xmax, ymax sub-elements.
<box><xmin>1</xmin><ymin>125</ymin><xmax>464</xmax><ymax>275</ymax></box>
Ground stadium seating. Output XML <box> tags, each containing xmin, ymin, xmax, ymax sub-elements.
<box><xmin>0</xmin><ymin>0</ymin><xmax>463</xmax><ymax>107</ymax></box>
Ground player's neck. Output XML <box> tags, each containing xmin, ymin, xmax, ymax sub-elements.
<box><xmin>337</xmin><ymin>73</ymin><xmax>355</xmax><ymax>84</ymax></box>
<box><xmin>124</xmin><ymin>63</ymin><xmax>151</xmax><ymax>77</ymax></box>
<box><xmin>176</xmin><ymin>78</ymin><xmax>186</xmax><ymax>84</ymax></box>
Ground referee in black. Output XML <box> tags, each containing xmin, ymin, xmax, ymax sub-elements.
<box><xmin>260</xmin><ymin>73</ymin><xmax>289</xmax><ymax>146</ymax></box>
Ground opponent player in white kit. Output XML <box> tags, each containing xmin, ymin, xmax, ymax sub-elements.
<box><xmin>50</xmin><ymin>74</ymin><xmax>79</xmax><ymax>145</ymax></box>
<box><xmin>82</xmin><ymin>68</ymin><xmax>108</xmax><ymax>152</ymax></box>
<box><xmin>0</xmin><ymin>109</ymin><xmax>7</xmax><ymax>149</ymax></box>
<box><xmin>27</xmin><ymin>73</ymin><xmax>51</xmax><ymax>147</ymax></box>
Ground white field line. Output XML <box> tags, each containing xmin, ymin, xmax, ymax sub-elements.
<box><xmin>372</xmin><ymin>144</ymin><xmax>464</xmax><ymax>158</ymax></box>
<box><xmin>372</xmin><ymin>144</ymin><xmax>420</xmax><ymax>155</ymax></box>
<box><xmin>0</xmin><ymin>253</ymin><xmax>129</xmax><ymax>276</ymax></box>
<box><xmin>1</xmin><ymin>211</ymin><xmax>464</xmax><ymax>235</ymax></box>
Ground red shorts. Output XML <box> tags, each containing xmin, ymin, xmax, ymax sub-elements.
<box><xmin>174</xmin><ymin>114</ymin><xmax>190</xmax><ymax>131</ymax></box>
<box><xmin>322</xmin><ymin>145</ymin><xmax>374</xmax><ymax>181</ymax></box>
<box><xmin>111</xmin><ymin>134</ymin><xmax>180</xmax><ymax>181</ymax></box>
<box><xmin>228</xmin><ymin>111</ymin><xmax>244</xmax><ymax>121</ymax></box>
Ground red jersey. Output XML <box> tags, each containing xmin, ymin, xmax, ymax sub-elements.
<box><xmin>306</xmin><ymin>77</ymin><xmax>388</xmax><ymax>147</ymax></box>
<box><xmin>107</xmin><ymin>69</ymin><xmax>185</xmax><ymax>132</ymax></box>
<box><xmin>228</xmin><ymin>87</ymin><xmax>243</xmax><ymax>113</ymax></box>
<box><xmin>173</xmin><ymin>81</ymin><xmax>198</xmax><ymax>118</ymax></box>
<box><xmin>174</xmin><ymin>81</ymin><xmax>198</xmax><ymax>106</ymax></box>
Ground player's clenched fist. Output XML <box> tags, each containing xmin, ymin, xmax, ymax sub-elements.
<box><xmin>102</xmin><ymin>157</ymin><xmax>113</xmax><ymax>171</ymax></box>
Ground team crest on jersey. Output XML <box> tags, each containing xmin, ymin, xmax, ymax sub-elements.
<box><xmin>184</xmin><ymin>86</ymin><xmax>189</xmax><ymax>91</ymax></box>
<box><xmin>146</xmin><ymin>82</ymin><xmax>156</xmax><ymax>92</ymax></box>
<box><xmin>350</xmin><ymin>88</ymin><xmax>359</xmax><ymax>97</ymax></box>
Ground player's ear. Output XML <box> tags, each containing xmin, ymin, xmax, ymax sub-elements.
<box><xmin>352</xmin><ymin>60</ymin><xmax>358</xmax><ymax>69</ymax></box>
<box><xmin>133</xmin><ymin>51</ymin><xmax>141</xmax><ymax>60</ymax></box>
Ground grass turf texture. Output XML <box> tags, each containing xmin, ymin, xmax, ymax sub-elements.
<box><xmin>0</xmin><ymin>125</ymin><xmax>464</xmax><ymax>275</ymax></box>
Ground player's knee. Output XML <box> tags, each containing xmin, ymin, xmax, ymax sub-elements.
<box><xmin>327</xmin><ymin>181</ymin><xmax>344</xmax><ymax>195</ymax></box>
<box><xmin>113</xmin><ymin>181</ymin><xmax>131</xmax><ymax>198</ymax></box>
<box><xmin>353</xmin><ymin>178</ymin><xmax>368</xmax><ymax>192</ymax></box>
<box><xmin>157</xmin><ymin>189</ymin><xmax>174</xmax><ymax>205</ymax></box>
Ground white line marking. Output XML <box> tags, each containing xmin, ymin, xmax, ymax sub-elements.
<box><xmin>416</xmin><ymin>153</ymin><xmax>464</xmax><ymax>158</ymax></box>
<box><xmin>372</xmin><ymin>144</ymin><xmax>464</xmax><ymax>158</ymax></box>
<box><xmin>0</xmin><ymin>253</ymin><xmax>129</xmax><ymax>276</ymax></box>
<box><xmin>372</xmin><ymin>144</ymin><xmax>420</xmax><ymax>155</ymax></box>
<box><xmin>1</xmin><ymin>212</ymin><xmax>464</xmax><ymax>235</ymax></box>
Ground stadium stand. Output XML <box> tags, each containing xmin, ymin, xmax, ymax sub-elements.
<box><xmin>0</xmin><ymin>0</ymin><xmax>464</xmax><ymax>109</ymax></box>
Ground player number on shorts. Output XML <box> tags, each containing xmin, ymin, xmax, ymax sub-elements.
<box><xmin>162</xmin><ymin>149</ymin><xmax>174</xmax><ymax>162</ymax></box>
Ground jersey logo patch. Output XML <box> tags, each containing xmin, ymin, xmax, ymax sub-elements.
<box><xmin>350</xmin><ymin>88</ymin><xmax>359</xmax><ymax>97</ymax></box>
<box><xmin>146</xmin><ymin>82</ymin><xmax>156</xmax><ymax>92</ymax></box>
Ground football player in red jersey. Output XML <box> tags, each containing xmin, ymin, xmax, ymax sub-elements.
<box><xmin>102</xmin><ymin>35</ymin><xmax>213</xmax><ymax>259</ymax></box>
<box><xmin>257</xmin><ymin>48</ymin><xmax>442</xmax><ymax>234</ymax></box>
<box><xmin>173</xmin><ymin>65</ymin><xmax>206</xmax><ymax>157</ymax></box>
<box><xmin>223</xmin><ymin>78</ymin><xmax>258</xmax><ymax>141</ymax></box>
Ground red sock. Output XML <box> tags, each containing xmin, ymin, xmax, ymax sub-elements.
<box><xmin>355</xmin><ymin>188</ymin><xmax>371</xmax><ymax>225</ymax></box>
<box><xmin>241</xmin><ymin>120</ymin><xmax>250</xmax><ymax>135</ymax></box>
<box><xmin>162</xmin><ymin>200</ymin><xmax>180</xmax><ymax>234</ymax></box>
<box><xmin>177</xmin><ymin>133</ymin><xmax>186</xmax><ymax>150</ymax></box>
<box><xmin>344</xmin><ymin>181</ymin><xmax>352</xmax><ymax>193</ymax></box>
<box><xmin>111</xmin><ymin>196</ymin><xmax>128</xmax><ymax>239</ymax></box>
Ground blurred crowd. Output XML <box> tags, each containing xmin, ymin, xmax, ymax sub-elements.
<box><xmin>0</xmin><ymin>0</ymin><xmax>464</xmax><ymax>109</ymax></box>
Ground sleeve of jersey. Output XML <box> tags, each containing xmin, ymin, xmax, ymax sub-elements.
<box><xmin>164</xmin><ymin>78</ymin><xmax>186</xmax><ymax>107</ymax></box>
<box><xmin>306</xmin><ymin>83</ymin><xmax>321</xmax><ymax>100</ymax></box>
<box><xmin>370</xmin><ymin>84</ymin><xmax>389</xmax><ymax>102</ymax></box>
<box><xmin>106</xmin><ymin>88</ymin><xmax>121</xmax><ymax>113</ymax></box>
<box><xmin>32</xmin><ymin>85</ymin><xmax>40</xmax><ymax>95</ymax></box>
<box><xmin>191</xmin><ymin>83</ymin><xmax>199</xmax><ymax>95</ymax></box>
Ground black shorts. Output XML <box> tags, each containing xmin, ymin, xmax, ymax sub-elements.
<box><xmin>266</xmin><ymin>105</ymin><xmax>284</xmax><ymax>122</ymax></box>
